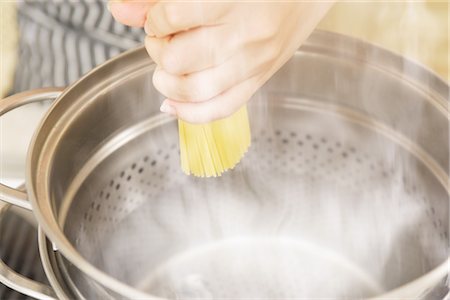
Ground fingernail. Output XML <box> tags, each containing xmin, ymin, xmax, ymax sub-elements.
<box><xmin>160</xmin><ymin>102</ymin><xmax>176</xmax><ymax>116</ymax></box>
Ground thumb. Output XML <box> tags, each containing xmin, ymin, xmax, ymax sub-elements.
<box><xmin>109</xmin><ymin>0</ymin><xmax>154</xmax><ymax>28</ymax></box>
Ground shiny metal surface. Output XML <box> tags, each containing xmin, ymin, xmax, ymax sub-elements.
<box><xmin>38</xmin><ymin>229</ymin><xmax>74</xmax><ymax>300</ymax></box>
<box><xmin>0</xmin><ymin>88</ymin><xmax>63</xmax><ymax>210</ymax></box>
<box><xmin>0</xmin><ymin>201</ymin><xmax>56</xmax><ymax>300</ymax></box>
<box><xmin>57</xmin><ymin>98</ymin><xmax>449</xmax><ymax>299</ymax></box>
<box><xmin>0</xmin><ymin>89</ymin><xmax>61</xmax><ymax>298</ymax></box>
<box><xmin>1</xmin><ymin>31</ymin><xmax>449</xmax><ymax>298</ymax></box>
<box><xmin>0</xmin><ymin>89</ymin><xmax>60</xmax><ymax>299</ymax></box>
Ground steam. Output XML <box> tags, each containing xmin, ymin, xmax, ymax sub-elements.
<box><xmin>65</xmin><ymin>3</ymin><xmax>448</xmax><ymax>299</ymax></box>
<box><xmin>86</xmin><ymin>101</ymin><xmax>447</xmax><ymax>299</ymax></box>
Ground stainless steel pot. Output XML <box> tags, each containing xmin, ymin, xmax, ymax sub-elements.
<box><xmin>0</xmin><ymin>200</ymin><xmax>56</xmax><ymax>300</ymax></box>
<box><xmin>0</xmin><ymin>30</ymin><xmax>448</xmax><ymax>299</ymax></box>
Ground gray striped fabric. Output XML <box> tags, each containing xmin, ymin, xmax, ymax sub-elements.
<box><xmin>3</xmin><ymin>1</ymin><xmax>144</xmax><ymax>298</ymax></box>
<box><xmin>13</xmin><ymin>0</ymin><xmax>145</xmax><ymax>92</ymax></box>
<box><xmin>0</xmin><ymin>211</ymin><xmax>47</xmax><ymax>300</ymax></box>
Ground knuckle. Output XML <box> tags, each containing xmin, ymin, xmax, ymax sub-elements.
<box><xmin>144</xmin><ymin>36</ymin><xmax>151</xmax><ymax>49</ymax></box>
<box><xmin>163</xmin><ymin>3</ymin><xmax>182</xmax><ymax>29</ymax></box>
<box><xmin>192</xmin><ymin>75</ymin><xmax>221</xmax><ymax>101</ymax></box>
<box><xmin>182</xmin><ymin>76</ymin><xmax>206</xmax><ymax>101</ymax></box>
<box><xmin>161</xmin><ymin>50</ymin><xmax>182</xmax><ymax>75</ymax></box>
<box><xmin>148</xmin><ymin>11</ymin><xmax>162</xmax><ymax>36</ymax></box>
<box><xmin>263</xmin><ymin>43</ymin><xmax>281</xmax><ymax>64</ymax></box>
<box><xmin>258</xmin><ymin>24</ymin><xmax>278</xmax><ymax>40</ymax></box>
<box><xmin>144</xmin><ymin>38</ymin><xmax>158</xmax><ymax>62</ymax></box>
<box><xmin>152</xmin><ymin>69</ymin><xmax>165</xmax><ymax>94</ymax></box>
<box><xmin>271</xmin><ymin>43</ymin><xmax>281</xmax><ymax>60</ymax></box>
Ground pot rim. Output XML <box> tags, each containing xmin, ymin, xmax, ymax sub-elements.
<box><xmin>27</xmin><ymin>30</ymin><xmax>450</xmax><ymax>299</ymax></box>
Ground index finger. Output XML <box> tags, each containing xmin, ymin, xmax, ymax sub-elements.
<box><xmin>147</xmin><ymin>2</ymin><xmax>232</xmax><ymax>37</ymax></box>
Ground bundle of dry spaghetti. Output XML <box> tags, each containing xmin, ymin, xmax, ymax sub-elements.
<box><xmin>179</xmin><ymin>106</ymin><xmax>251</xmax><ymax>177</ymax></box>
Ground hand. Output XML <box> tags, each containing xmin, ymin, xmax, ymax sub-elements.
<box><xmin>110</xmin><ymin>1</ymin><xmax>333</xmax><ymax>123</ymax></box>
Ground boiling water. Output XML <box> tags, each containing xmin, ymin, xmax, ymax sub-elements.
<box><xmin>67</xmin><ymin>97</ymin><xmax>448</xmax><ymax>299</ymax></box>
<box><xmin>138</xmin><ymin>237</ymin><xmax>384</xmax><ymax>299</ymax></box>
<box><xmin>90</xmin><ymin>131</ymin><xmax>444</xmax><ymax>299</ymax></box>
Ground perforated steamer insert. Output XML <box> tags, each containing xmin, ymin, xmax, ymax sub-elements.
<box><xmin>1</xmin><ymin>31</ymin><xmax>448</xmax><ymax>299</ymax></box>
<box><xmin>56</xmin><ymin>95</ymin><xmax>448</xmax><ymax>299</ymax></box>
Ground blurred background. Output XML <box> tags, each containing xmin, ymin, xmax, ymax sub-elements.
<box><xmin>0</xmin><ymin>1</ymin><xmax>448</xmax><ymax>299</ymax></box>
<box><xmin>319</xmin><ymin>1</ymin><xmax>448</xmax><ymax>80</ymax></box>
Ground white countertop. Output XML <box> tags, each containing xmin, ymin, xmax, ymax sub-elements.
<box><xmin>0</xmin><ymin>100</ymin><xmax>51</xmax><ymax>181</ymax></box>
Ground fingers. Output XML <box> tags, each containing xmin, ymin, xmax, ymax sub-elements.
<box><xmin>146</xmin><ymin>2</ymin><xmax>232</xmax><ymax>37</ymax></box>
<box><xmin>144</xmin><ymin>35</ymin><xmax>168</xmax><ymax>66</ymax></box>
<box><xmin>109</xmin><ymin>0</ymin><xmax>154</xmax><ymax>28</ymax></box>
<box><xmin>152</xmin><ymin>62</ymin><xmax>238</xmax><ymax>103</ymax></box>
<box><xmin>145</xmin><ymin>25</ymin><xmax>239</xmax><ymax>75</ymax></box>
<box><xmin>152</xmin><ymin>43</ymin><xmax>274</xmax><ymax>102</ymax></box>
<box><xmin>160</xmin><ymin>75</ymin><xmax>262</xmax><ymax>124</ymax></box>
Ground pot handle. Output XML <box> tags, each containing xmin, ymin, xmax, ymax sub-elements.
<box><xmin>0</xmin><ymin>88</ymin><xmax>64</xmax><ymax>210</ymax></box>
<box><xmin>0</xmin><ymin>200</ymin><xmax>57</xmax><ymax>299</ymax></box>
